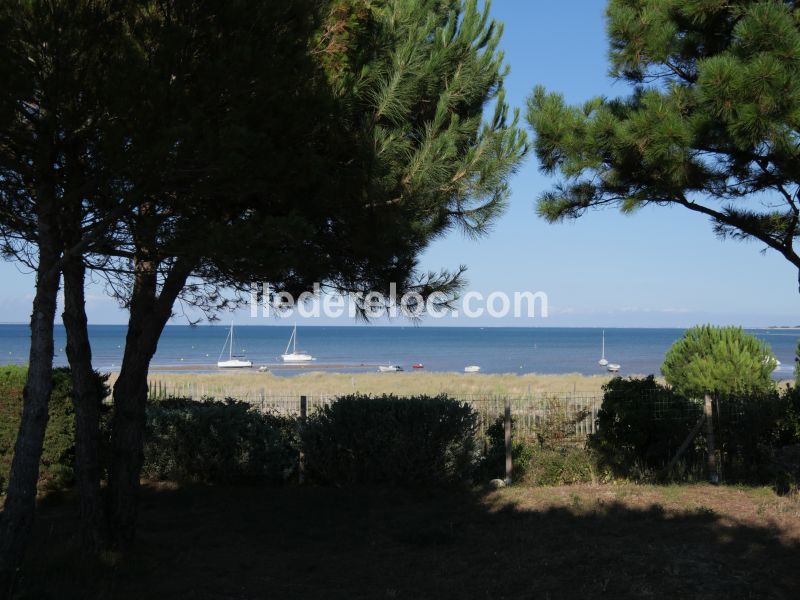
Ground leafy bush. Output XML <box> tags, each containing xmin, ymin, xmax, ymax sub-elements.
<box><xmin>773</xmin><ymin>443</ymin><xmax>800</xmax><ymax>495</ymax></box>
<box><xmin>588</xmin><ymin>376</ymin><xmax>703</xmax><ymax>480</ymax></box>
<box><xmin>0</xmin><ymin>366</ymin><xmax>108</xmax><ymax>494</ymax></box>
<box><xmin>477</xmin><ymin>415</ymin><xmax>595</xmax><ymax>485</ymax></box>
<box><xmin>302</xmin><ymin>395</ymin><xmax>477</xmax><ymax>487</ymax></box>
<box><xmin>662</xmin><ymin>325</ymin><xmax>776</xmax><ymax>397</ymax></box>
<box><xmin>475</xmin><ymin>416</ymin><xmax>535</xmax><ymax>481</ymax></box>
<box><xmin>783</xmin><ymin>384</ymin><xmax>800</xmax><ymax>443</ymax></box>
<box><xmin>524</xmin><ymin>446</ymin><xmax>596</xmax><ymax>486</ymax></box>
<box><xmin>589</xmin><ymin>376</ymin><xmax>800</xmax><ymax>484</ymax></box>
<box><xmin>795</xmin><ymin>340</ymin><xmax>800</xmax><ymax>387</ymax></box>
<box><xmin>713</xmin><ymin>390</ymin><xmax>797</xmax><ymax>482</ymax></box>
<box><xmin>143</xmin><ymin>398</ymin><xmax>299</xmax><ymax>484</ymax></box>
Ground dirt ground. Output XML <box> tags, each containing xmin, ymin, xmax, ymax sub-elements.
<box><xmin>14</xmin><ymin>482</ymin><xmax>800</xmax><ymax>599</ymax></box>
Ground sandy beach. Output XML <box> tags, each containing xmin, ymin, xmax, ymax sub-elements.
<box><xmin>134</xmin><ymin>370</ymin><xmax>623</xmax><ymax>400</ymax></box>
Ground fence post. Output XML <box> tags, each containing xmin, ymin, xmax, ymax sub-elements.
<box><xmin>704</xmin><ymin>393</ymin><xmax>719</xmax><ymax>484</ymax></box>
<box><xmin>299</xmin><ymin>395</ymin><xmax>307</xmax><ymax>485</ymax></box>
<box><xmin>504</xmin><ymin>396</ymin><xmax>512</xmax><ymax>485</ymax></box>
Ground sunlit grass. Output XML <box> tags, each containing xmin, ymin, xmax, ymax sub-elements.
<box><xmin>123</xmin><ymin>370</ymin><xmax>619</xmax><ymax>400</ymax></box>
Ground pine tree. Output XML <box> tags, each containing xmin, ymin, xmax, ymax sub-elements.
<box><xmin>0</xmin><ymin>0</ymin><xmax>135</xmax><ymax>582</ymax></box>
<box><xmin>527</xmin><ymin>0</ymin><xmax>800</xmax><ymax>291</ymax></box>
<box><xmin>661</xmin><ymin>325</ymin><xmax>776</xmax><ymax>397</ymax></box>
<box><xmin>0</xmin><ymin>0</ymin><xmax>525</xmax><ymax>568</ymax></box>
<box><xmin>73</xmin><ymin>0</ymin><xmax>525</xmax><ymax>549</ymax></box>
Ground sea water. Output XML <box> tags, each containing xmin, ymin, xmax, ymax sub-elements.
<box><xmin>0</xmin><ymin>324</ymin><xmax>797</xmax><ymax>377</ymax></box>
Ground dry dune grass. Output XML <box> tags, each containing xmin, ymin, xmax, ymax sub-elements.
<box><xmin>125</xmin><ymin>370</ymin><xmax>621</xmax><ymax>400</ymax></box>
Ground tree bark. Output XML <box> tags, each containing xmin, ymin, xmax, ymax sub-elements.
<box><xmin>106</xmin><ymin>258</ymin><xmax>192</xmax><ymax>549</ymax></box>
<box><xmin>0</xmin><ymin>202</ymin><xmax>61</xmax><ymax>597</ymax></box>
<box><xmin>62</xmin><ymin>257</ymin><xmax>106</xmax><ymax>554</ymax></box>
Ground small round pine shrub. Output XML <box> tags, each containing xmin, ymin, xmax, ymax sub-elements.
<box><xmin>661</xmin><ymin>325</ymin><xmax>776</xmax><ymax>397</ymax></box>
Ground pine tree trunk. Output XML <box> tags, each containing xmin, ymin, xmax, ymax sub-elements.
<box><xmin>106</xmin><ymin>256</ymin><xmax>191</xmax><ymax>549</ymax></box>
<box><xmin>62</xmin><ymin>257</ymin><xmax>106</xmax><ymax>554</ymax></box>
<box><xmin>704</xmin><ymin>393</ymin><xmax>719</xmax><ymax>484</ymax></box>
<box><xmin>0</xmin><ymin>201</ymin><xmax>61</xmax><ymax>597</ymax></box>
<box><xmin>106</xmin><ymin>346</ymin><xmax>151</xmax><ymax>549</ymax></box>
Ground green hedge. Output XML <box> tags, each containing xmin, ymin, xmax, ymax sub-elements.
<box><xmin>713</xmin><ymin>390</ymin><xmax>798</xmax><ymax>482</ymax></box>
<box><xmin>302</xmin><ymin>394</ymin><xmax>477</xmax><ymax>487</ymax></box>
<box><xmin>143</xmin><ymin>398</ymin><xmax>299</xmax><ymax>484</ymax></box>
<box><xmin>7</xmin><ymin>373</ymin><xmax>797</xmax><ymax>492</ymax></box>
<box><xmin>588</xmin><ymin>376</ymin><xmax>702</xmax><ymax>480</ymax></box>
<box><xmin>589</xmin><ymin>376</ymin><xmax>800</xmax><ymax>483</ymax></box>
<box><xmin>0</xmin><ymin>366</ymin><xmax>107</xmax><ymax>495</ymax></box>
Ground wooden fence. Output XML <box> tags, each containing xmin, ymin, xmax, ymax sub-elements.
<box><xmin>146</xmin><ymin>380</ymin><xmax>602</xmax><ymax>441</ymax></box>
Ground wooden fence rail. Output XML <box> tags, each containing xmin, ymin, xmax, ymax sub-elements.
<box><xmin>145</xmin><ymin>380</ymin><xmax>603</xmax><ymax>441</ymax></box>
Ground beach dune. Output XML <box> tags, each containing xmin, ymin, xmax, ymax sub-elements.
<box><xmin>136</xmin><ymin>370</ymin><xmax>620</xmax><ymax>400</ymax></box>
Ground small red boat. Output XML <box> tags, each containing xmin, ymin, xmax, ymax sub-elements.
<box><xmin>412</xmin><ymin>363</ymin><xmax>424</xmax><ymax>369</ymax></box>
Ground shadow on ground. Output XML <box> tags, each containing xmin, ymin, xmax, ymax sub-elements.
<box><xmin>13</xmin><ymin>483</ymin><xmax>800</xmax><ymax>599</ymax></box>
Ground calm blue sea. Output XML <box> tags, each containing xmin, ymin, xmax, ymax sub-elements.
<box><xmin>0</xmin><ymin>324</ymin><xmax>797</xmax><ymax>378</ymax></box>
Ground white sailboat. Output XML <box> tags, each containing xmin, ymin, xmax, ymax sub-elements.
<box><xmin>598</xmin><ymin>330</ymin><xmax>608</xmax><ymax>366</ymax></box>
<box><xmin>464</xmin><ymin>365</ymin><xmax>481</xmax><ymax>373</ymax></box>
<box><xmin>607</xmin><ymin>363</ymin><xmax>621</xmax><ymax>373</ymax></box>
<box><xmin>281</xmin><ymin>324</ymin><xmax>315</xmax><ymax>362</ymax></box>
<box><xmin>378</xmin><ymin>365</ymin><xmax>403</xmax><ymax>372</ymax></box>
<box><xmin>217</xmin><ymin>323</ymin><xmax>252</xmax><ymax>369</ymax></box>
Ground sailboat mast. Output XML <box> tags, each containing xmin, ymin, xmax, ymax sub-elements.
<box><xmin>601</xmin><ymin>330</ymin><xmax>605</xmax><ymax>360</ymax></box>
<box><xmin>284</xmin><ymin>326</ymin><xmax>294</xmax><ymax>356</ymax></box>
<box><xmin>230</xmin><ymin>323</ymin><xmax>234</xmax><ymax>360</ymax></box>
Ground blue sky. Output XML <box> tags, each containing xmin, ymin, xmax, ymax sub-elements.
<box><xmin>1</xmin><ymin>0</ymin><xmax>798</xmax><ymax>327</ymax></box>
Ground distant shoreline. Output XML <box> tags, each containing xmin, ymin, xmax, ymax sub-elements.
<box><xmin>147</xmin><ymin>362</ymin><xmax>384</xmax><ymax>373</ymax></box>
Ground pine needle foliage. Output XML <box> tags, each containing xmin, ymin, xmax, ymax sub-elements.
<box><xmin>322</xmin><ymin>0</ymin><xmax>527</xmax><ymax>249</ymax></box>
<box><xmin>527</xmin><ymin>0</ymin><xmax>800</xmax><ymax>290</ymax></box>
<box><xmin>661</xmin><ymin>325</ymin><xmax>777</xmax><ymax>397</ymax></box>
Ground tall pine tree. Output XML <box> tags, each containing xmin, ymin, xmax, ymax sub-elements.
<box><xmin>0</xmin><ymin>0</ymin><xmax>135</xmax><ymax>583</ymax></box>
<box><xmin>0</xmin><ymin>0</ymin><xmax>526</xmax><ymax>570</ymax></box>
<box><xmin>101</xmin><ymin>0</ymin><xmax>525</xmax><ymax>547</ymax></box>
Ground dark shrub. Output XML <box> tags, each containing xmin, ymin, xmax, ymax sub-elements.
<box><xmin>767</xmin><ymin>387</ymin><xmax>800</xmax><ymax>492</ymax></box>
<box><xmin>0</xmin><ymin>366</ymin><xmax>108</xmax><ymax>494</ymax></box>
<box><xmin>713</xmin><ymin>390</ymin><xmax>794</xmax><ymax>482</ymax></box>
<box><xmin>143</xmin><ymin>398</ymin><xmax>298</xmax><ymax>484</ymax></box>
<box><xmin>773</xmin><ymin>444</ymin><xmax>800</xmax><ymax>494</ymax></box>
<box><xmin>588</xmin><ymin>376</ymin><xmax>702</xmax><ymax>480</ymax></box>
<box><xmin>302</xmin><ymin>394</ymin><xmax>477</xmax><ymax>487</ymax></box>
<box><xmin>782</xmin><ymin>384</ymin><xmax>800</xmax><ymax>443</ymax></box>
<box><xmin>590</xmin><ymin>377</ymin><xmax>800</xmax><ymax>484</ymax></box>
